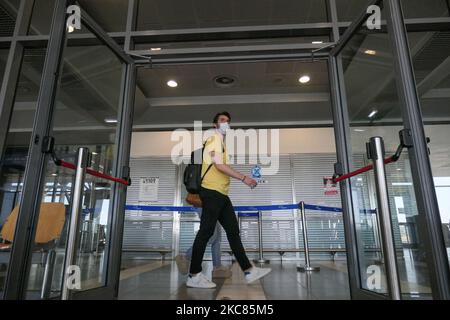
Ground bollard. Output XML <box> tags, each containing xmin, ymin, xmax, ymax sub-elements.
<box><xmin>254</xmin><ymin>211</ymin><xmax>269</xmax><ymax>264</ymax></box>
<box><xmin>297</xmin><ymin>201</ymin><xmax>320</xmax><ymax>272</ymax></box>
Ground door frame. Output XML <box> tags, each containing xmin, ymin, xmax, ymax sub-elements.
<box><xmin>329</xmin><ymin>0</ymin><xmax>450</xmax><ymax>300</ymax></box>
<box><xmin>2</xmin><ymin>0</ymin><xmax>135</xmax><ymax>300</ymax></box>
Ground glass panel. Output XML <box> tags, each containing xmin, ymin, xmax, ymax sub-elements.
<box><xmin>27</xmin><ymin>0</ymin><xmax>128</xmax><ymax>35</ymax></box>
<box><xmin>407</xmin><ymin>30</ymin><xmax>450</xmax><ymax>268</ymax></box>
<box><xmin>401</xmin><ymin>0</ymin><xmax>450</xmax><ymax>19</ymax></box>
<box><xmin>27</xmin><ymin>0</ymin><xmax>55</xmax><ymax>36</ymax></box>
<box><xmin>136</xmin><ymin>0</ymin><xmax>328</xmax><ymax>31</ymax></box>
<box><xmin>337</xmin><ymin>0</ymin><xmax>450</xmax><ymax>21</ymax></box>
<box><xmin>336</xmin><ymin>0</ymin><xmax>371</xmax><ymax>22</ymax></box>
<box><xmin>133</xmin><ymin>60</ymin><xmax>332</xmax><ymax>128</ymax></box>
<box><xmin>0</xmin><ymin>47</ymin><xmax>8</xmax><ymax>83</ymax></box>
<box><xmin>0</xmin><ymin>0</ymin><xmax>20</xmax><ymax>37</ymax></box>
<box><xmin>24</xmin><ymin>26</ymin><xmax>124</xmax><ymax>299</ymax></box>
<box><xmin>338</xmin><ymin>18</ymin><xmax>433</xmax><ymax>297</ymax></box>
<box><xmin>77</xmin><ymin>0</ymin><xmax>128</xmax><ymax>32</ymax></box>
<box><xmin>0</xmin><ymin>47</ymin><xmax>46</xmax><ymax>295</ymax></box>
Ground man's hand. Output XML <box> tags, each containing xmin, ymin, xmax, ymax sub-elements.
<box><xmin>243</xmin><ymin>176</ymin><xmax>258</xmax><ymax>189</ymax></box>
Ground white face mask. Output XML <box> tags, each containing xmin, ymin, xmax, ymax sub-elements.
<box><xmin>218</xmin><ymin>122</ymin><xmax>230</xmax><ymax>135</ymax></box>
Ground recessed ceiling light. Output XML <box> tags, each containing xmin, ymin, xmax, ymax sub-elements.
<box><xmin>312</xmin><ymin>41</ymin><xmax>323</xmax><ymax>44</ymax></box>
<box><xmin>299</xmin><ymin>75</ymin><xmax>311</xmax><ymax>84</ymax></box>
<box><xmin>51</xmin><ymin>173</ymin><xmax>58</xmax><ymax>176</ymax></box>
<box><xmin>104</xmin><ymin>118</ymin><xmax>118</xmax><ymax>124</ymax></box>
<box><xmin>167</xmin><ymin>80</ymin><xmax>178</xmax><ymax>88</ymax></box>
<box><xmin>150</xmin><ymin>47</ymin><xmax>161</xmax><ymax>51</ymax></box>
<box><xmin>368</xmin><ymin>110</ymin><xmax>378</xmax><ymax>118</ymax></box>
<box><xmin>214</xmin><ymin>75</ymin><xmax>236</xmax><ymax>88</ymax></box>
<box><xmin>364</xmin><ymin>49</ymin><xmax>377</xmax><ymax>55</ymax></box>
<box><xmin>354</xmin><ymin>129</ymin><xmax>365</xmax><ymax>132</ymax></box>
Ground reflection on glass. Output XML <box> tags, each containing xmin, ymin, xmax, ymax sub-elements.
<box><xmin>0</xmin><ymin>48</ymin><xmax>9</xmax><ymax>85</ymax></box>
<box><xmin>27</xmin><ymin>0</ymin><xmax>55</xmax><ymax>36</ymax></box>
<box><xmin>0</xmin><ymin>0</ymin><xmax>19</xmax><ymax>37</ymax></box>
<box><xmin>339</xmin><ymin>21</ymin><xmax>433</xmax><ymax>297</ymax></box>
<box><xmin>401</xmin><ymin>0</ymin><xmax>450</xmax><ymax>19</ymax></box>
<box><xmin>408</xmin><ymin>30</ymin><xmax>450</xmax><ymax>268</ymax></box>
<box><xmin>336</xmin><ymin>0</ymin><xmax>370</xmax><ymax>22</ymax></box>
<box><xmin>0</xmin><ymin>47</ymin><xmax>45</xmax><ymax>295</ymax></box>
<box><xmin>137</xmin><ymin>0</ymin><xmax>328</xmax><ymax>30</ymax></box>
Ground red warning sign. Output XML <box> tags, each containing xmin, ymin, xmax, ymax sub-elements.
<box><xmin>323</xmin><ymin>176</ymin><xmax>339</xmax><ymax>196</ymax></box>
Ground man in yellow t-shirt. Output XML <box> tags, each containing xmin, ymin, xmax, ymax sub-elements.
<box><xmin>186</xmin><ymin>111</ymin><xmax>272</xmax><ymax>289</ymax></box>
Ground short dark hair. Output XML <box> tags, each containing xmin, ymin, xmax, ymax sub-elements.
<box><xmin>213</xmin><ymin>111</ymin><xmax>231</xmax><ymax>124</ymax></box>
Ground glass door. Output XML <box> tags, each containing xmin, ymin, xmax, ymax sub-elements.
<box><xmin>3</xmin><ymin>0</ymin><xmax>135</xmax><ymax>299</ymax></box>
<box><xmin>330</xmin><ymin>0</ymin><xmax>450</xmax><ymax>299</ymax></box>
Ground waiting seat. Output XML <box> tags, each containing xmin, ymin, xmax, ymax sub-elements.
<box><xmin>0</xmin><ymin>202</ymin><xmax>66</xmax><ymax>298</ymax></box>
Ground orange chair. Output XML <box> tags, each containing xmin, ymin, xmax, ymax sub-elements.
<box><xmin>0</xmin><ymin>203</ymin><xmax>66</xmax><ymax>298</ymax></box>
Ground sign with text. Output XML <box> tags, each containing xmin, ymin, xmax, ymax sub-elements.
<box><xmin>139</xmin><ymin>177</ymin><xmax>159</xmax><ymax>202</ymax></box>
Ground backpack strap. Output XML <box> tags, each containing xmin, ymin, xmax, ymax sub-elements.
<box><xmin>200</xmin><ymin>136</ymin><xmax>226</xmax><ymax>182</ymax></box>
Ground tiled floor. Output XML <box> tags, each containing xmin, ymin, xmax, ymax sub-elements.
<box><xmin>118</xmin><ymin>260</ymin><xmax>351</xmax><ymax>300</ymax></box>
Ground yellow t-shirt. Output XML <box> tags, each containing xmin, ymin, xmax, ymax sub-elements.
<box><xmin>201</xmin><ymin>133</ymin><xmax>230</xmax><ymax>196</ymax></box>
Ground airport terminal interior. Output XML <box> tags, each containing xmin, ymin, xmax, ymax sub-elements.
<box><xmin>0</xmin><ymin>0</ymin><xmax>450</xmax><ymax>300</ymax></box>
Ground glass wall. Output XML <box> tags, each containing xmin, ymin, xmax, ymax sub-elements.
<box><xmin>0</xmin><ymin>47</ymin><xmax>46</xmax><ymax>295</ymax></box>
<box><xmin>406</xmin><ymin>29</ymin><xmax>450</xmax><ymax>267</ymax></box>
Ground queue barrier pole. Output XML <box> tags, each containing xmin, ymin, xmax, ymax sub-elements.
<box><xmin>255</xmin><ymin>211</ymin><xmax>270</xmax><ymax>264</ymax></box>
<box><xmin>297</xmin><ymin>201</ymin><xmax>320</xmax><ymax>272</ymax></box>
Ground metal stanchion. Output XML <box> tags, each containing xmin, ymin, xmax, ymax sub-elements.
<box><xmin>368</xmin><ymin>137</ymin><xmax>401</xmax><ymax>300</ymax></box>
<box><xmin>297</xmin><ymin>201</ymin><xmax>320</xmax><ymax>272</ymax></box>
<box><xmin>254</xmin><ymin>211</ymin><xmax>269</xmax><ymax>264</ymax></box>
<box><xmin>61</xmin><ymin>147</ymin><xmax>90</xmax><ymax>300</ymax></box>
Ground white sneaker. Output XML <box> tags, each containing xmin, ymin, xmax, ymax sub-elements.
<box><xmin>245</xmin><ymin>267</ymin><xmax>272</xmax><ymax>284</ymax></box>
<box><xmin>186</xmin><ymin>273</ymin><xmax>217</xmax><ymax>289</ymax></box>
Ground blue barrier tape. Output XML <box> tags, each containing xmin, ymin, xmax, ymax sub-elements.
<box><xmin>237</xmin><ymin>212</ymin><xmax>260</xmax><ymax>217</ymax></box>
<box><xmin>303</xmin><ymin>204</ymin><xmax>342</xmax><ymax>213</ymax></box>
<box><xmin>125</xmin><ymin>205</ymin><xmax>199</xmax><ymax>212</ymax></box>
<box><xmin>125</xmin><ymin>203</ymin><xmax>345</xmax><ymax>213</ymax></box>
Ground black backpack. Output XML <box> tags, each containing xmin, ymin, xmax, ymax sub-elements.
<box><xmin>183</xmin><ymin>142</ymin><xmax>212</xmax><ymax>194</ymax></box>
<box><xmin>183</xmin><ymin>140</ymin><xmax>224</xmax><ymax>194</ymax></box>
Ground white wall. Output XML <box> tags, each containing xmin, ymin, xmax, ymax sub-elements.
<box><xmin>131</xmin><ymin>127</ymin><xmax>337</xmax><ymax>157</ymax></box>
